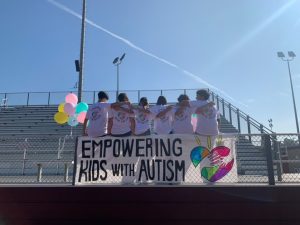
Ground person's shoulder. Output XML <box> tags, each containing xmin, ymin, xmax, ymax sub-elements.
<box><xmin>96</xmin><ymin>102</ymin><xmax>110</xmax><ymax>108</ymax></box>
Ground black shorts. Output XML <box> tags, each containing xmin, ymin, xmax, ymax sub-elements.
<box><xmin>111</xmin><ymin>131</ymin><xmax>132</xmax><ymax>137</ymax></box>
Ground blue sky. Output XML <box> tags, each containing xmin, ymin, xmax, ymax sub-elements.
<box><xmin>1</xmin><ymin>0</ymin><xmax>300</xmax><ymax>133</ymax></box>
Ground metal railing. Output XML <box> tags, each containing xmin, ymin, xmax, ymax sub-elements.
<box><xmin>0</xmin><ymin>134</ymin><xmax>300</xmax><ymax>185</ymax></box>
<box><xmin>210</xmin><ymin>92</ymin><xmax>274</xmax><ymax>135</ymax></box>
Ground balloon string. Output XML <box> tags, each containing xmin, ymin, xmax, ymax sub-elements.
<box><xmin>194</xmin><ymin>135</ymin><xmax>201</xmax><ymax>146</ymax></box>
<box><xmin>207</xmin><ymin>136</ymin><xmax>212</xmax><ymax>150</ymax></box>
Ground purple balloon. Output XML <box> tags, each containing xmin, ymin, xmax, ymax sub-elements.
<box><xmin>64</xmin><ymin>103</ymin><xmax>75</xmax><ymax>116</ymax></box>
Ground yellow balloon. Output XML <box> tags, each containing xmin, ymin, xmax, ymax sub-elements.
<box><xmin>54</xmin><ymin>112</ymin><xmax>68</xmax><ymax>124</ymax></box>
<box><xmin>58</xmin><ymin>103</ymin><xmax>65</xmax><ymax>112</ymax></box>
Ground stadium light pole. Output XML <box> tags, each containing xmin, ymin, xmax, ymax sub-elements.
<box><xmin>113</xmin><ymin>53</ymin><xmax>126</xmax><ymax>100</ymax></box>
<box><xmin>77</xmin><ymin>0</ymin><xmax>86</xmax><ymax>103</ymax></box>
<box><xmin>277</xmin><ymin>51</ymin><xmax>300</xmax><ymax>136</ymax></box>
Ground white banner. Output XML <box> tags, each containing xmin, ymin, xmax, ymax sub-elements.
<box><xmin>74</xmin><ymin>134</ymin><xmax>237</xmax><ymax>185</ymax></box>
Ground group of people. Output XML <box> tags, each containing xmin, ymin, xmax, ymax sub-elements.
<box><xmin>83</xmin><ymin>89</ymin><xmax>220</xmax><ymax>137</ymax></box>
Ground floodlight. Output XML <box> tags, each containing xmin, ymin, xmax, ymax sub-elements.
<box><xmin>120</xmin><ymin>53</ymin><xmax>126</xmax><ymax>61</ymax></box>
<box><xmin>288</xmin><ymin>51</ymin><xmax>296</xmax><ymax>58</ymax></box>
<box><xmin>113</xmin><ymin>57</ymin><xmax>119</xmax><ymax>64</ymax></box>
<box><xmin>277</xmin><ymin>52</ymin><xmax>285</xmax><ymax>58</ymax></box>
<box><xmin>75</xmin><ymin>60</ymin><xmax>80</xmax><ymax>72</ymax></box>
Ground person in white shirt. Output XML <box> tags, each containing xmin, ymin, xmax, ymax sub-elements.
<box><xmin>150</xmin><ymin>96</ymin><xmax>173</xmax><ymax>135</ymax></box>
<box><xmin>83</xmin><ymin>91</ymin><xmax>110</xmax><ymax>137</ymax></box>
<box><xmin>172</xmin><ymin>94</ymin><xmax>194</xmax><ymax>134</ymax></box>
<box><xmin>133</xmin><ymin>97</ymin><xmax>153</xmax><ymax>136</ymax></box>
<box><xmin>108</xmin><ymin>93</ymin><xmax>135</xmax><ymax>137</ymax></box>
<box><xmin>190</xmin><ymin>89</ymin><xmax>220</xmax><ymax>136</ymax></box>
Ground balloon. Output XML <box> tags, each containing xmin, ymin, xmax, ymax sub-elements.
<box><xmin>65</xmin><ymin>93</ymin><xmax>78</xmax><ymax>105</ymax></box>
<box><xmin>64</xmin><ymin>103</ymin><xmax>75</xmax><ymax>116</ymax></box>
<box><xmin>68</xmin><ymin>116</ymin><xmax>79</xmax><ymax>127</ymax></box>
<box><xmin>77</xmin><ymin>111</ymin><xmax>87</xmax><ymax>124</ymax></box>
<box><xmin>76</xmin><ymin>102</ymin><xmax>88</xmax><ymax>114</ymax></box>
<box><xmin>54</xmin><ymin>112</ymin><xmax>68</xmax><ymax>124</ymax></box>
<box><xmin>58</xmin><ymin>103</ymin><xmax>65</xmax><ymax>112</ymax></box>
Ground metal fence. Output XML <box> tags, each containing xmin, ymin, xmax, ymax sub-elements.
<box><xmin>0</xmin><ymin>134</ymin><xmax>300</xmax><ymax>185</ymax></box>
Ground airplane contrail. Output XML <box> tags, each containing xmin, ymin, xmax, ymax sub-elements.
<box><xmin>47</xmin><ymin>0</ymin><xmax>239</xmax><ymax>103</ymax></box>
<box><xmin>205</xmin><ymin>0</ymin><xmax>297</xmax><ymax>74</ymax></box>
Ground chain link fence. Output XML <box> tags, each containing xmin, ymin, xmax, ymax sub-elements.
<box><xmin>0</xmin><ymin>134</ymin><xmax>300</xmax><ymax>185</ymax></box>
<box><xmin>0</xmin><ymin>135</ymin><xmax>75</xmax><ymax>184</ymax></box>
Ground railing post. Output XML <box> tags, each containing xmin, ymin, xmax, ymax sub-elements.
<box><xmin>237</xmin><ymin>109</ymin><xmax>241</xmax><ymax>133</ymax></box>
<box><xmin>216</xmin><ymin>95</ymin><xmax>219</xmax><ymax>110</ymax></box>
<box><xmin>160</xmin><ymin>90</ymin><xmax>163</xmax><ymax>96</ymax></box>
<box><xmin>184</xmin><ymin>89</ymin><xmax>186</xmax><ymax>95</ymax></box>
<box><xmin>229</xmin><ymin>103</ymin><xmax>232</xmax><ymax>124</ymax></box>
<box><xmin>37</xmin><ymin>163</ymin><xmax>42</xmax><ymax>182</ymax></box>
<box><xmin>272</xmin><ymin>134</ymin><xmax>282</xmax><ymax>182</ymax></box>
<box><xmin>260</xmin><ymin>124</ymin><xmax>264</xmax><ymax>134</ymax></box>
<box><xmin>264</xmin><ymin>134</ymin><xmax>275</xmax><ymax>185</ymax></box>
<box><xmin>212</xmin><ymin>92</ymin><xmax>215</xmax><ymax>102</ymax></box>
<box><xmin>64</xmin><ymin>163</ymin><xmax>69</xmax><ymax>182</ymax></box>
<box><xmin>222</xmin><ymin>99</ymin><xmax>225</xmax><ymax>117</ymax></box>
<box><xmin>27</xmin><ymin>92</ymin><xmax>30</xmax><ymax>106</ymax></box>
<box><xmin>93</xmin><ymin>91</ymin><xmax>96</xmax><ymax>103</ymax></box>
<box><xmin>247</xmin><ymin>115</ymin><xmax>251</xmax><ymax>142</ymax></box>
<box><xmin>22</xmin><ymin>149</ymin><xmax>27</xmax><ymax>175</ymax></box>
<box><xmin>47</xmin><ymin>92</ymin><xmax>51</xmax><ymax>106</ymax></box>
<box><xmin>138</xmin><ymin>90</ymin><xmax>140</xmax><ymax>102</ymax></box>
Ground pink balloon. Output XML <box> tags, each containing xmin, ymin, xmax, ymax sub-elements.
<box><xmin>191</xmin><ymin>117</ymin><xmax>197</xmax><ymax>132</ymax></box>
<box><xmin>77</xmin><ymin>111</ymin><xmax>87</xmax><ymax>124</ymax></box>
<box><xmin>65</xmin><ymin>93</ymin><xmax>78</xmax><ymax>105</ymax></box>
<box><xmin>64</xmin><ymin>103</ymin><xmax>75</xmax><ymax>116</ymax></box>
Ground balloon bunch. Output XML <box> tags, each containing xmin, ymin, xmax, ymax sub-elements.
<box><xmin>54</xmin><ymin>93</ymin><xmax>89</xmax><ymax>127</ymax></box>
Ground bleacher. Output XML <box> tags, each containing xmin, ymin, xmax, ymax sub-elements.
<box><xmin>0</xmin><ymin>103</ymin><xmax>275</xmax><ymax>183</ymax></box>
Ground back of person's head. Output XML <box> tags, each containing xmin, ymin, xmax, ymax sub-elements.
<box><xmin>177</xmin><ymin>94</ymin><xmax>189</xmax><ymax>103</ymax></box>
<box><xmin>139</xmin><ymin>97</ymin><xmax>148</xmax><ymax>107</ymax></box>
<box><xmin>156</xmin><ymin>96</ymin><xmax>167</xmax><ymax>105</ymax></box>
<box><xmin>98</xmin><ymin>91</ymin><xmax>109</xmax><ymax>101</ymax></box>
<box><xmin>196</xmin><ymin>89</ymin><xmax>210</xmax><ymax>100</ymax></box>
<box><xmin>118</xmin><ymin>93</ymin><xmax>129</xmax><ymax>102</ymax></box>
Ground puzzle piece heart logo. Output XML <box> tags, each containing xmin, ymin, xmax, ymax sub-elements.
<box><xmin>190</xmin><ymin>145</ymin><xmax>234</xmax><ymax>182</ymax></box>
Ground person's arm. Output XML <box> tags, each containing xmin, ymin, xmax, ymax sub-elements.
<box><xmin>178</xmin><ymin>100</ymin><xmax>190</xmax><ymax>107</ymax></box>
<box><xmin>130</xmin><ymin>117</ymin><xmax>135</xmax><ymax>135</ymax></box>
<box><xmin>107</xmin><ymin>118</ymin><xmax>113</xmax><ymax>135</ymax></box>
<box><xmin>111</xmin><ymin>102</ymin><xmax>134</xmax><ymax>114</ymax></box>
<box><xmin>195</xmin><ymin>102</ymin><xmax>215</xmax><ymax>114</ymax></box>
<box><xmin>83</xmin><ymin>118</ymin><xmax>88</xmax><ymax>136</ymax></box>
<box><xmin>137</xmin><ymin>107</ymin><xmax>151</xmax><ymax>114</ymax></box>
<box><xmin>156</xmin><ymin>105</ymin><xmax>173</xmax><ymax>118</ymax></box>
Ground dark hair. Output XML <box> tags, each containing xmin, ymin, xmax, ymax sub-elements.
<box><xmin>156</xmin><ymin>96</ymin><xmax>167</xmax><ymax>105</ymax></box>
<box><xmin>196</xmin><ymin>89</ymin><xmax>210</xmax><ymax>100</ymax></box>
<box><xmin>98</xmin><ymin>91</ymin><xmax>109</xmax><ymax>100</ymax></box>
<box><xmin>177</xmin><ymin>94</ymin><xmax>189</xmax><ymax>102</ymax></box>
<box><xmin>139</xmin><ymin>97</ymin><xmax>148</xmax><ymax>106</ymax></box>
<box><xmin>117</xmin><ymin>93</ymin><xmax>128</xmax><ymax>102</ymax></box>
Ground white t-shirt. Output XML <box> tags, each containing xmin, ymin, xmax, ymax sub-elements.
<box><xmin>172</xmin><ymin>105</ymin><xmax>194</xmax><ymax>134</ymax></box>
<box><xmin>190</xmin><ymin>100</ymin><xmax>220</xmax><ymax>136</ymax></box>
<box><xmin>86</xmin><ymin>102</ymin><xmax>110</xmax><ymax>137</ymax></box>
<box><xmin>133</xmin><ymin>107</ymin><xmax>154</xmax><ymax>135</ymax></box>
<box><xmin>109</xmin><ymin>104</ymin><xmax>134</xmax><ymax>135</ymax></box>
<box><xmin>150</xmin><ymin>105</ymin><xmax>173</xmax><ymax>134</ymax></box>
